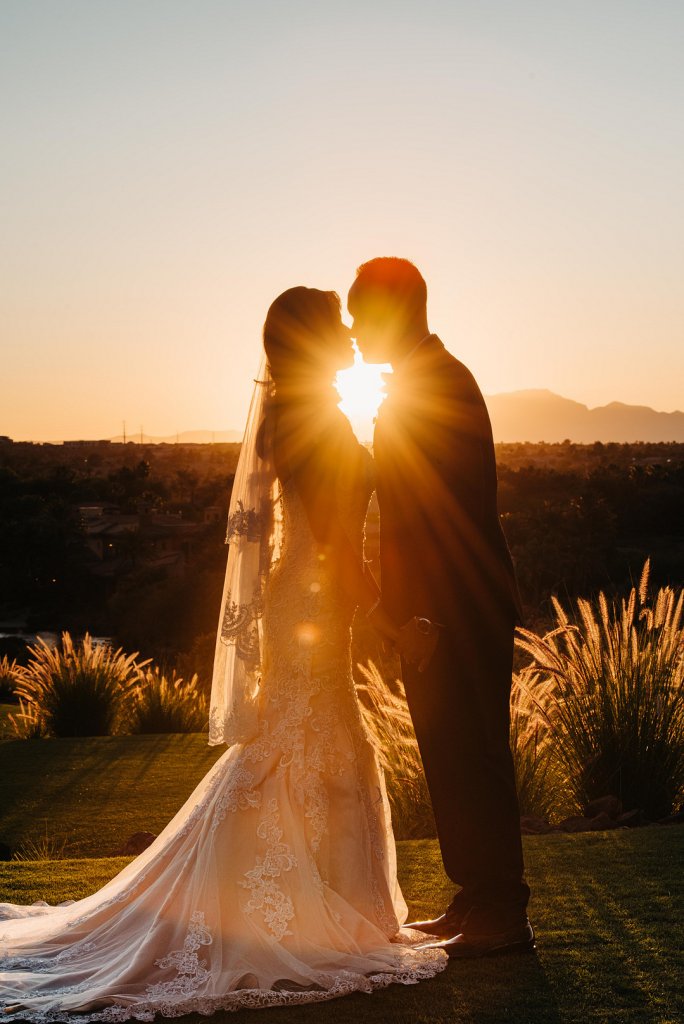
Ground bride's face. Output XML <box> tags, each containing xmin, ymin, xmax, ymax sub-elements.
<box><xmin>316</xmin><ymin>311</ymin><xmax>355</xmax><ymax>374</ymax></box>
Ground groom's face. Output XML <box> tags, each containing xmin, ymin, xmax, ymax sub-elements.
<box><xmin>348</xmin><ymin>298</ymin><xmax>397</xmax><ymax>364</ymax></box>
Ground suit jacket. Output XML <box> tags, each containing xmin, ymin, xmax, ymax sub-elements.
<box><xmin>373</xmin><ymin>334</ymin><xmax>523</xmax><ymax>635</ymax></box>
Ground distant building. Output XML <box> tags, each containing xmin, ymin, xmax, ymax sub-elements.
<box><xmin>78</xmin><ymin>503</ymin><xmax>122</xmax><ymax>523</ymax></box>
<box><xmin>203</xmin><ymin>505</ymin><xmax>222</xmax><ymax>524</ymax></box>
<box><xmin>76</xmin><ymin>503</ymin><xmax>203</xmax><ymax>579</ymax></box>
<box><xmin>62</xmin><ymin>440</ymin><xmax>112</xmax><ymax>447</ymax></box>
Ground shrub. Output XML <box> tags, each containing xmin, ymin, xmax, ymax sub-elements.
<box><xmin>355</xmin><ymin>660</ymin><xmax>435</xmax><ymax>840</ymax></box>
<box><xmin>516</xmin><ymin>562</ymin><xmax>684</xmax><ymax>819</ymax></box>
<box><xmin>127</xmin><ymin>667</ymin><xmax>208</xmax><ymax>734</ymax></box>
<box><xmin>0</xmin><ymin>656</ymin><xmax>19</xmax><ymax>703</ymax></box>
<box><xmin>13</xmin><ymin>632</ymin><xmax>145</xmax><ymax>737</ymax></box>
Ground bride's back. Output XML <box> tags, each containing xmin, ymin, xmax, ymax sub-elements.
<box><xmin>261</xmin><ymin>404</ymin><xmax>373</xmax><ymax>681</ymax></box>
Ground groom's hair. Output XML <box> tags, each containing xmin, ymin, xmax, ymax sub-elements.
<box><xmin>349</xmin><ymin>257</ymin><xmax>427</xmax><ymax>321</ymax></box>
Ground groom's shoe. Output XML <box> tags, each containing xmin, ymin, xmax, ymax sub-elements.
<box><xmin>418</xmin><ymin>918</ymin><xmax>536</xmax><ymax>959</ymax></box>
<box><xmin>405</xmin><ymin>911</ymin><xmax>464</xmax><ymax>939</ymax></box>
<box><xmin>406</xmin><ymin>893</ymin><xmax>471</xmax><ymax>938</ymax></box>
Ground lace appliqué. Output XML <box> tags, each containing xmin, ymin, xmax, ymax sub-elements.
<box><xmin>0</xmin><ymin>949</ymin><xmax>447</xmax><ymax>1022</ymax></box>
<box><xmin>219</xmin><ymin>597</ymin><xmax>261</xmax><ymax>670</ymax></box>
<box><xmin>220</xmin><ymin>488</ymin><xmax>280</xmax><ymax>658</ymax></box>
<box><xmin>240</xmin><ymin>799</ymin><xmax>297</xmax><ymax>940</ymax></box>
<box><xmin>0</xmin><ymin>940</ymin><xmax>96</xmax><ymax>971</ymax></box>
<box><xmin>145</xmin><ymin>911</ymin><xmax>212</xmax><ymax>1003</ymax></box>
<box><xmin>225</xmin><ymin>501</ymin><xmax>264</xmax><ymax>543</ymax></box>
<box><xmin>210</xmin><ymin>763</ymin><xmax>261</xmax><ymax>831</ymax></box>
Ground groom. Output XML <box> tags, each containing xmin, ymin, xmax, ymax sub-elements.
<box><xmin>349</xmin><ymin>257</ymin><xmax>534</xmax><ymax>958</ymax></box>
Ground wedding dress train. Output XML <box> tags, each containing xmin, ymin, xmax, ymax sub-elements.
<box><xmin>0</xmin><ymin>474</ymin><xmax>446</xmax><ymax>1020</ymax></box>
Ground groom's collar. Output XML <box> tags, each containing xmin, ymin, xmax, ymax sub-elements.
<box><xmin>380</xmin><ymin>334</ymin><xmax>444</xmax><ymax>401</ymax></box>
<box><xmin>392</xmin><ymin>333</ymin><xmax>444</xmax><ymax>375</ymax></box>
<box><xmin>393</xmin><ymin>333</ymin><xmax>433</xmax><ymax>370</ymax></box>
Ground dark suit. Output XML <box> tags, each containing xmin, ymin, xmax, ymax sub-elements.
<box><xmin>373</xmin><ymin>334</ymin><xmax>529</xmax><ymax>921</ymax></box>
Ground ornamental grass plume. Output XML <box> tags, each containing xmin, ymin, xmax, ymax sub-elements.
<box><xmin>516</xmin><ymin>561</ymin><xmax>684</xmax><ymax>820</ymax></box>
<box><xmin>12</xmin><ymin>632</ymin><xmax>145</xmax><ymax>738</ymax></box>
<box><xmin>0</xmin><ymin>655</ymin><xmax>19</xmax><ymax>703</ymax></box>
<box><xmin>509</xmin><ymin>672</ymin><xmax>567</xmax><ymax>820</ymax></box>
<box><xmin>11</xmin><ymin>821</ymin><xmax>68</xmax><ymax>862</ymax></box>
<box><xmin>10</xmin><ymin>699</ymin><xmax>45</xmax><ymax>739</ymax></box>
<box><xmin>127</xmin><ymin>666</ymin><xmax>208</xmax><ymax>734</ymax></box>
<box><xmin>355</xmin><ymin>660</ymin><xmax>435</xmax><ymax>839</ymax></box>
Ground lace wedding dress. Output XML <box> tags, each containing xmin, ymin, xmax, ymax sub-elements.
<box><xmin>0</xmin><ymin>467</ymin><xmax>447</xmax><ymax>1020</ymax></box>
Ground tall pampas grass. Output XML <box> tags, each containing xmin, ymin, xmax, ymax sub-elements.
<box><xmin>354</xmin><ymin>658</ymin><xmax>567</xmax><ymax>835</ymax></box>
<box><xmin>12</xmin><ymin>633</ymin><xmax>145</xmax><ymax>738</ymax></box>
<box><xmin>127</xmin><ymin>667</ymin><xmax>208</xmax><ymax>734</ymax></box>
<box><xmin>509</xmin><ymin>672</ymin><xmax>567</xmax><ymax>819</ymax></box>
<box><xmin>0</xmin><ymin>655</ymin><xmax>19</xmax><ymax>703</ymax></box>
<box><xmin>516</xmin><ymin>562</ymin><xmax>684</xmax><ymax>819</ymax></box>
<box><xmin>355</xmin><ymin>661</ymin><xmax>435</xmax><ymax>839</ymax></box>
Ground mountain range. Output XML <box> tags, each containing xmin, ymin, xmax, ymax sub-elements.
<box><xmin>484</xmin><ymin>390</ymin><xmax>684</xmax><ymax>443</ymax></box>
<box><xmin>107</xmin><ymin>391</ymin><xmax>684</xmax><ymax>445</ymax></box>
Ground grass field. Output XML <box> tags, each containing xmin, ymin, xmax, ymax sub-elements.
<box><xmin>2</xmin><ymin>736</ymin><xmax>683</xmax><ymax>1021</ymax></box>
<box><xmin>1</xmin><ymin>832</ymin><xmax>682</xmax><ymax>1022</ymax></box>
<box><xmin>0</xmin><ymin>734</ymin><xmax>223</xmax><ymax>856</ymax></box>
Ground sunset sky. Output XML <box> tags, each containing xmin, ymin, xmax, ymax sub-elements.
<box><xmin>2</xmin><ymin>1</ymin><xmax>683</xmax><ymax>442</ymax></box>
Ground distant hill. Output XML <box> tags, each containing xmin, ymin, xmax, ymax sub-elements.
<box><xmin>485</xmin><ymin>390</ymin><xmax>684</xmax><ymax>443</ymax></box>
<box><xmin>109</xmin><ymin>429</ymin><xmax>243</xmax><ymax>444</ymax></box>
<box><xmin>99</xmin><ymin>392</ymin><xmax>684</xmax><ymax>445</ymax></box>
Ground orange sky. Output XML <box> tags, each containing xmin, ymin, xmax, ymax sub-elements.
<box><xmin>2</xmin><ymin>1</ymin><xmax>683</xmax><ymax>441</ymax></box>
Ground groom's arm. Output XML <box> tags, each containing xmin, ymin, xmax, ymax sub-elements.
<box><xmin>371</xmin><ymin>364</ymin><xmax>489</xmax><ymax>666</ymax></box>
<box><xmin>410</xmin><ymin>362</ymin><xmax>520</xmax><ymax>628</ymax></box>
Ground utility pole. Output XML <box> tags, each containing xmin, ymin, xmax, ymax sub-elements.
<box><xmin>123</xmin><ymin>421</ymin><xmax>127</xmax><ymax>445</ymax></box>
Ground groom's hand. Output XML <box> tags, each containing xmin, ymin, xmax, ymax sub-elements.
<box><xmin>398</xmin><ymin>617</ymin><xmax>440</xmax><ymax>673</ymax></box>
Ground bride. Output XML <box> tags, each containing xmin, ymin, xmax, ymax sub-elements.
<box><xmin>0</xmin><ymin>287</ymin><xmax>447</xmax><ymax>1020</ymax></box>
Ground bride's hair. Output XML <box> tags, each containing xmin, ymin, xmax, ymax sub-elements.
<box><xmin>257</xmin><ymin>287</ymin><xmax>342</xmax><ymax>461</ymax></box>
<box><xmin>262</xmin><ymin>286</ymin><xmax>342</xmax><ymax>385</ymax></box>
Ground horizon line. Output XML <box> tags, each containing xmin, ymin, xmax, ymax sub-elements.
<box><xmin>4</xmin><ymin>387</ymin><xmax>684</xmax><ymax>445</ymax></box>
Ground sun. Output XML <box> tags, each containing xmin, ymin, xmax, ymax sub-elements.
<box><xmin>336</xmin><ymin>347</ymin><xmax>391</xmax><ymax>441</ymax></box>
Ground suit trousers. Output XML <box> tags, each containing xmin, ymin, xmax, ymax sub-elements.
<box><xmin>401</xmin><ymin>613</ymin><xmax>530</xmax><ymax>923</ymax></box>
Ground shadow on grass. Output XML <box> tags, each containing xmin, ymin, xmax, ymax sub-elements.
<box><xmin>175</xmin><ymin>951</ymin><xmax>563</xmax><ymax>1024</ymax></box>
<box><xmin>3</xmin><ymin>830</ymin><xmax>684</xmax><ymax>1023</ymax></box>
<box><xmin>396</xmin><ymin>950</ymin><xmax>563</xmax><ymax>1024</ymax></box>
<box><xmin>0</xmin><ymin>735</ymin><xmax>220</xmax><ymax>856</ymax></box>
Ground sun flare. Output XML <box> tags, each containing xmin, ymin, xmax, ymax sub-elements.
<box><xmin>336</xmin><ymin>347</ymin><xmax>391</xmax><ymax>442</ymax></box>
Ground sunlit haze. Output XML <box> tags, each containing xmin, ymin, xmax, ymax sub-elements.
<box><xmin>2</xmin><ymin>1</ymin><xmax>683</xmax><ymax>441</ymax></box>
<box><xmin>336</xmin><ymin>350</ymin><xmax>390</xmax><ymax>442</ymax></box>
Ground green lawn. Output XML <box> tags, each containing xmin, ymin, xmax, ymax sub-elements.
<box><xmin>1</xmin><ymin>830</ymin><xmax>682</xmax><ymax>1023</ymax></box>
<box><xmin>0</xmin><ymin>734</ymin><xmax>223</xmax><ymax>856</ymax></box>
<box><xmin>1</xmin><ymin>736</ymin><xmax>683</xmax><ymax>1021</ymax></box>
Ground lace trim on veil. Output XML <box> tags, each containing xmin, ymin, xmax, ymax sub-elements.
<box><xmin>208</xmin><ymin>361</ymin><xmax>282</xmax><ymax>746</ymax></box>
